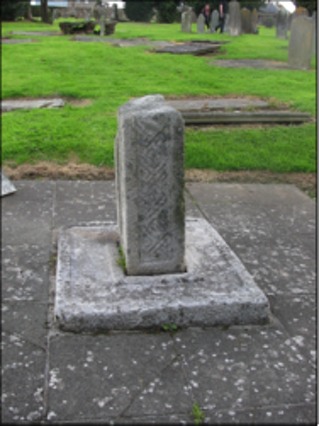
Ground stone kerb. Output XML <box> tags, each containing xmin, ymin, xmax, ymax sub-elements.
<box><xmin>115</xmin><ymin>95</ymin><xmax>185</xmax><ymax>276</ymax></box>
<box><xmin>288</xmin><ymin>16</ymin><xmax>314</xmax><ymax>69</ymax></box>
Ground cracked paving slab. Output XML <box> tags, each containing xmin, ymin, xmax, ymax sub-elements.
<box><xmin>46</xmin><ymin>333</ymin><xmax>185</xmax><ymax>422</ymax></box>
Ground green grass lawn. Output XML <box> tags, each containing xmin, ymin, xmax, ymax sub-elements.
<box><xmin>1</xmin><ymin>20</ymin><xmax>316</xmax><ymax>173</ymax></box>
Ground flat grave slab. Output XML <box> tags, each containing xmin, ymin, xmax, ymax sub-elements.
<box><xmin>72</xmin><ymin>36</ymin><xmax>175</xmax><ymax>49</ymax></box>
<box><xmin>55</xmin><ymin>217</ymin><xmax>270</xmax><ymax>332</ymax></box>
<box><xmin>167</xmin><ymin>97</ymin><xmax>269</xmax><ymax>111</ymax></box>
<box><xmin>2</xmin><ymin>38</ymin><xmax>35</xmax><ymax>44</ymax></box>
<box><xmin>212</xmin><ymin>59</ymin><xmax>290</xmax><ymax>69</ymax></box>
<box><xmin>155</xmin><ymin>41</ymin><xmax>223</xmax><ymax>55</ymax></box>
<box><xmin>10</xmin><ymin>31</ymin><xmax>61</xmax><ymax>36</ymax></box>
<box><xmin>165</xmin><ymin>97</ymin><xmax>312</xmax><ymax>125</ymax></box>
<box><xmin>2</xmin><ymin>98</ymin><xmax>65</xmax><ymax>112</ymax></box>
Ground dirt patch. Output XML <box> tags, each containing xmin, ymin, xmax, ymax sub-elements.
<box><xmin>3</xmin><ymin>162</ymin><xmax>316</xmax><ymax>197</ymax></box>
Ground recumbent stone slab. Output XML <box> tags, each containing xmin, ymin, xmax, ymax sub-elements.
<box><xmin>54</xmin><ymin>218</ymin><xmax>270</xmax><ymax>332</ymax></box>
<box><xmin>115</xmin><ymin>95</ymin><xmax>185</xmax><ymax>276</ymax></box>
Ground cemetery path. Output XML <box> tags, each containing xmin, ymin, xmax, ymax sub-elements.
<box><xmin>3</xmin><ymin>162</ymin><xmax>316</xmax><ymax>197</ymax></box>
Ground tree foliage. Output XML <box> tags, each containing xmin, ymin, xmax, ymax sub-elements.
<box><xmin>155</xmin><ymin>1</ymin><xmax>179</xmax><ymax>23</ymax></box>
<box><xmin>295</xmin><ymin>0</ymin><xmax>317</xmax><ymax>15</ymax></box>
<box><xmin>124</xmin><ymin>1</ymin><xmax>154</xmax><ymax>22</ymax></box>
<box><xmin>1</xmin><ymin>0</ymin><xmax>26</xmax><ymax>21</ymax></box>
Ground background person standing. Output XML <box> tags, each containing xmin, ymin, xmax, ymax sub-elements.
<box><xmin>215</xmin><ymin>0</ymin><xmax>228</xmax><ymax>33</ymax></box>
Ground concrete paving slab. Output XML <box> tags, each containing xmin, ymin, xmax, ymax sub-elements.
<box><xmin>1</xmin><ymin>180</ymin><xmax>316</xmax><ymax>424</ymax></box>
<box><xmin>47</xmin><ymin>333</ymin><xmax>177</xmax><ymax>422</ymax></box>
<box><xmin>173</xmin><ymin>326</ymin><xmax>316</xmax><ymax>411</ymax></box>
<box><xmin>204</xmin><ymin>403</ymin><xmax>317</xmax><ymax>424</ymax></box>
<box><xmin>2</xmin><ymin>181</ymin><xmax>55</xmax><ymax>246</ymax></box>
<box><xmin>2</xmin><ymin>301</ymin><xmax>48</xmax><ymax>348</ymax></box>
<box><xmin>54</xmin><ymin>181</ymin><xmax>116</xmax><ymax>227</ymax></box>
<box><xmin>2</xmin><ymin>244</ymin><xmax>51</xmax><ymax>302</ymax></box>
<box><xmin>2</xmin><ymin>331</ymin><xmax>46</xmax><ymax>423</ymax></box>
<box><xmin>268</xmin><ymin>294</ymin><xmax>316</xmax><ymax>365</ymax></box>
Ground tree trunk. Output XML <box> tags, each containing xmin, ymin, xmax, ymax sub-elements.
<box><xmin>41</xmin><ymin>0</ymin><xmax>52</xmax><ymax>24</ymax></box>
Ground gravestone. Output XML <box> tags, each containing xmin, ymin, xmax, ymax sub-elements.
<box><xmin>228</xmin><ymin>0</ymin><xmax>242</xmax><ymax>36</ymax></box>
<box><xmin>181</xmin><ymin>10</ymin><xmax>192</xmax><ymax>32</ymax></box>
<box><xmin>197</xmin><ymin>14</ymin><xmax>205</xmax><ymax>33</ymax></box>
<box><xmin>116</xmin><ymin>95</ymin><xmax>185</xmax><ymax>275</ymax></box>
<box><xmin>276</xmin><ymin>8</ymin><xmax>289</xmax><ymax>38</ymax></box>
<box><xmin>54</xmin><ymin>94</ymin><xmax>270</xmax><ymax>331</ymax></box>
<box><xmin>210</xmin><ymin>10</ymin><xmax>219</xmax><ymax>32</ymax></box>
<box><xmin>241</xmin><ymin>8</ymin><xmax>252</xmax><ymax>33</ymax></box>
<box><xmin>1</xmin><ymin>172</ymin><xmax>16</xmax><ymax>197</ymax></box>
<box><xmin>251</xmin><ymin>8</ymin><xmax>258</xmax><ymax>34</ymax></box>
<box><xmin>223</xmin><ymin>13</ymin><xmax>230</xmax><ymax>33</ymax></box>
<box><xmin>288</xmin><ymin>16</ymin><xmax>314</xmax><ymax>69</ymax></box>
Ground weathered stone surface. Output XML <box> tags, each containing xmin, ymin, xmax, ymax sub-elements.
<box><xmin>210</xmin><ymin>10</ymin><xmax>219</xmax><ymax>32</ymax></box>
<box><xmin>115</xmin><ymin>95</ymin><xmax>185</xmax><ymax>275</ymax></box>
<box><xmin>288</xmin><ymin>16</ymin><xmax>315</xmax><ymax>69</ymax></box>
<box><xmin>276</xmin><ymin>8</ymin><xmax>289</xmax><ymax>38</ymax></box>
<box><xmin>241</xmin><ymin>8</ymin><xmax>252</xmax><ymax>33</ymax></box>
<box><xmin>54</xmin><ymin>218</ymin><xmax>270</xmax><ymax>332</ymax></box>
<box><xmin>1</xmin><ymin>98</ymin><xmax>65</xmax><ymax>112</ymax></box>
<box><xmin>228</xmin><ymin>0</ymin><xmax>242</xmax><ymax>36</ymax></box>
<box><xmin>197</xmin><ymin>14</ymin><xmax>205</xmax><ymax>33</ymax></box>
<box><xmin>155</xmin><ymin>42</ymin><xmax>221</xmax><ymax>55</ymax></box>
<box><xmin>181</xmin><ymin>10</ymin><xmax>192</xmax><ymax>32</ymax></box>
<box><xmin>223</xmin><ymin>13</ymin><xmax>230</xmax><ymax>32</ymax></box>
<box><xmin>251</xmin><ymin>8</ymin><xmax>258</xmax><ymax>34</ymax></box>
<box><xmin>167</xmin><ymin>97</ymin><xmax>269</xmax><ymax>111</ymax></box>
<box><xmin>2</xmin><ymin>172</ymin><xmax>16</xmax><ymax>196</ymax></box>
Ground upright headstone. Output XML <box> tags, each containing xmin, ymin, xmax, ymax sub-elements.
<box><xmin>197</xmin><ymin>13</ymin><xmax>205</xmax><ymax>33</ymax></box>
<box><xmin>181</xmin><ymin>10</ymin><xmax>192</xmax><ymax>32</ymax></box>
<box><xmin>241</xmin><ymin>8</ymin><xmax>252</xmax><ymax>33</ymax></box>
<box><xmin>210</xmin><ymin>10</ymin><xmax>219</xmax><ymax>32</ymax></box>
<box><xmin>223</xmin><ymin>13</ymin><xmax>230</xmax><ymax>33</ymax></box>
<box><xmin>288</xmin><ymin>16</ymin><xmax>314</xmax><ymax>69</ymax></box>
<box><xmin>1</xmin><ymin>172</ymin><xmax>16</xmax><ymax>197</ymax></box>
<box><xmin>115</xmin><ymin>95</ymin><xmax>185</xmax><ymax>276</ymax></box>
<box><xmin>251</xmin><ymin>8</ymin><xmax>258</xmax><ymax>34</ymax></box>
<box><xmin>191</xmin><ymin>9</ymin><xmax>197</xmax><ymax>23</ymax></box>
<box><xmin>228</xmin><ymin>0</ymin><xmax>241</xmax><ymax>36</ymax></box>
<box><xmin>276</xmin><ymin>8</ymin><xmax>289</xmax><ymax>38</ymax></box>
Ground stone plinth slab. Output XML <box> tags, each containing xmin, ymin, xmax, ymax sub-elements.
<box><xmin>54</xmin><ymin>218</ymin><xmax>270</xmax><ymax>332</ymax></box>
<box><xmin>115</xmin><ymin>95</ymin><xmax>185</xmax><ymax>276</ymax></box>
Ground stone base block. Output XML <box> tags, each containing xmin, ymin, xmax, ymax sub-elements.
<box><xmin>54</xmin><ymin>218</ymin><xmax>270</xmax><ymax>332</ymax></box>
